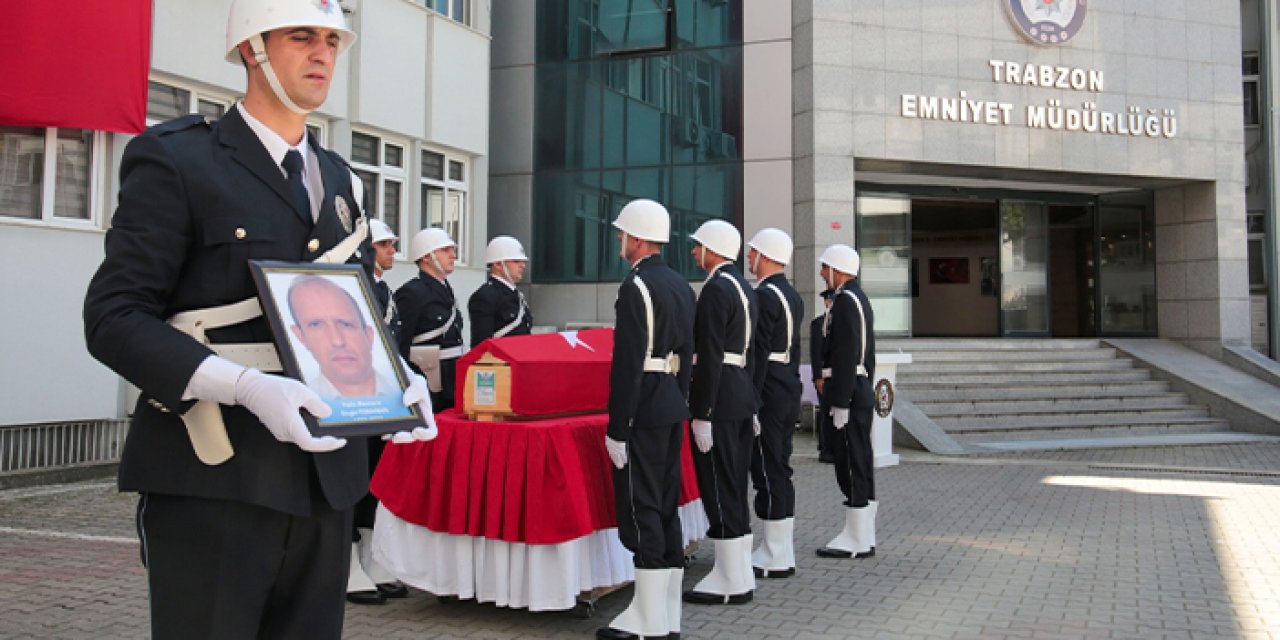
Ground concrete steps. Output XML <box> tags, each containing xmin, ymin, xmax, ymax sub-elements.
<box><xmin>882</xmin><ymin>338</ymin><xmax>1244</xmax><ymax>452</ymax></box>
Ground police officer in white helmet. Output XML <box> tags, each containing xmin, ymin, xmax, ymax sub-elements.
<box><xmin>467</xmin><ymin>235</ymin><xmax>533</xmax><ymax>346</ymax></box>
<box><xmin>683</xmin><ymin>219</ymin><xmax>760</xmax><ymax>607</ymax></box>
<box><xmin>598</xmin><ymin>199</ymin><xmax>696</xmax><ymax>640</ymax></box>
<box><xmin>83</xmin><ymin>1</ymin><xmax>436</xmax><ymax>636</ymax></box>
<box><xmin>744</xmin><ymin>228</ymin><xmax>804</xmax><ymax>580</ymax></box>
<box><xmin>813</xmin><ymin>244</ymin><xmax>879</xmax><ymax>561</ymax></box>
<box><xmin>396</xmin><ymin>227</ymin><xmax>466</xmax><ymax>410</ymax></box>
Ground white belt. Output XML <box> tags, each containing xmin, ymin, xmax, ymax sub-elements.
<box><xmin>643</xmin><ymin>353</ymin><xmax>680</xmax><ymax>375</ymax></box>
<box><xmin>723</xmin><ymin>353</ymin><xmax>747</xmax><ymax>368</ymax></box>
<box><xmin>438</xmin><ymin>345</ymin><xmax>465</xmax><ymax>360</ymax></box>
<box><xmin>820</xmin><ymin>365</ymin><xmax>868</xmax><ymax>379</ymax></box>
<box><xmin>768</xmin><ymin>352</ymin><xmax>789</xmax><ymax>364</ymax></box>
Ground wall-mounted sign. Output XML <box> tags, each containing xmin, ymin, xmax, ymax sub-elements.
<box><xmin>1006</xmin><ymin>0</ymin><xmax>1087</xmax><ymax>45</ymax></box>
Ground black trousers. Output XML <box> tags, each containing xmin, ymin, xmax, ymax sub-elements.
<box><xmin>353</xmin><ymin>437</ymin><xmax>387</xmax><ymax>535</ymax></box>
<box><xmin>821</xmin><ymin>407</ymin><xmax>875</xmax><ymax>508</ymax></box>
<box><xmin>816</xmin><ymin>393</ymin><xmax>829</xmax><ymax>452</ymax></box>
<box><xmin>137</xmin><ymin>493</ymin><xmax>352</xmax><ymax>640</ymax></box>
<box><xmin>613</xmin><ymin>421</ymin><xmax>685</xmax><ymax>569</ymax></box>
<box><xmin>431</xmin><ymin>358</ymin><xmax>458</xmax><ymax>411</ymax></box>
<box><xmin>749</xmin><ymin>398</ymin><xmax>799</xmax><ymax>520</ymax></box>
<box><xmin>692</xmin><ymin>417</ymin><xmax>754</xmax><ymax>539</ymax></box>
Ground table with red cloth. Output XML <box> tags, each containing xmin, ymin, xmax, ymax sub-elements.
<box><xmin>370</xmin><ymin>409</ymin><xmax>708</xmax><ymax>612</ymax></box>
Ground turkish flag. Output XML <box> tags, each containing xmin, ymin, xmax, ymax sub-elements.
<box><xmin>456</xmin><ymin>328</ymin><xmax>615</xmax><ymax>416</ymax></box>
<box><xmin>2</xmin><ymin>2</ymin><xmax>152</xmax><ymax>134</ymax></box>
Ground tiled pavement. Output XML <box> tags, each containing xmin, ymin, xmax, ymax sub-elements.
<box><xmin>2</xmin><ymin>436</ymin><xmax>1279</xmax><ymax>639</ymax></box>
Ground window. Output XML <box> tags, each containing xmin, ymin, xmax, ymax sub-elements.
<box><xmin>420</xmin><ymin>148</ymin><xmax>470</xmax><ymax>263</ymax></box>
<box><xmin>146</xmin><ymin>80</ymin><xmax>232</xmax><ymax>125</ymax></box>
<box><xmin>0</xmin><ymin>126</ymin><xmax>99</xmax><ymax>224</ymax></box>
<box><xmin>1248</xmin><ymin>211</ymin><xmax>1267</xmax><ymax>292</ymax></box>
<box><xmin>426</xmin><ymin>0</ymin><xmax>471</xmax><ymax>26</ymax></box>
<box><xmin>350</xmin><ymin>132</ymin><xmax>407</xmax><ymax>245</ymax></box>
<box><xmin>1244</xmin><ymin>53</ymin><xmax>1260</xmax><ymax>126</ymax></box>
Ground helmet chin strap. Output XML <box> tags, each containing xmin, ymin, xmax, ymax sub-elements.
<box><xmin>750</xmin><ymin>252</ymin><xmax>761</xmax><ymax>279</ymax></box>
<box><xmin>249</xmin><ymin>34</ymin><xmax>309</xmax><ymax>116</ymax></box>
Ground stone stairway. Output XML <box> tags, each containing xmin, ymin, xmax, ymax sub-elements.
<box><xmin>879</xmin><ymin>338</ymin><xmax>1268</xmax><ymax>452</ymax></box>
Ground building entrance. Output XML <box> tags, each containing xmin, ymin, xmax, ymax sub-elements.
<box><xmin>856</xmin><ymin>187</ymin><xmax>1155</xmax><ymax>339</ymax></box>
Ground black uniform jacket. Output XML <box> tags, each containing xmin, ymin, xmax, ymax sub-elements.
<box><xmin>607</xmin><ymin>254</ymin><xmax>696</xmax><ymax>441</ymax></box>
<box><xmin>395</xmin><ymin>271</ymin><xmax>465</xmax><ymax>361</ymax></box>
<box><xmin>820</xmin><ymin>279</ymin><xmax>877</xmax><ymax>412</ymax></box>
<box><xmin>83</xmin><ymin>108</ymin><xmax>374</xmax><ymax>516</ymax></box>
<box><xmin>373</xmin><ymin>278</ymin><xmax>402</xmax><ymax>346</ymax></box>
<box><xmin>750</xmin><ymin>273</ymin><xmax>804</xmax><ymax>411</ymax></box>
<box><xmin>467</xmin><ymin>276</ymin><xmax>532</xmax><ymax>347</ymax></box>
<box><xmin>809</xmin><ymin>314</ymin><xmax>826</xmax><ymax>384</ymax></box>
<box><xmin>689</xmin><ymin>262</ymin><xmax>759</xmax><ymax>422</ymax></box>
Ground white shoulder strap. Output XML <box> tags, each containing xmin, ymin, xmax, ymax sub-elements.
<box><xmin>413</xmin><ymin>305</ymin><xmax>458</xmax><ymax>344</ymax></box>
<box><xmin>841</xmin><ymin>289</ymin><xmax>867</xmax><ymax>370</ymax></box>
<box><xmin>493</xmin><ymin>289</ymin><xmax>527</xmax><ymax>338</ymax></box>
<box><xmin>632</xmin><ymin>275</ymin><xmax>656</xmax><ymax>359</ymax></box>
<box><xmin>719</xmin><ymin>271</ymin><xmax>751</xmax><ymax>358</ymax></box>
<box><xmin>765</xmin><ymin>283</ymin><xmax>793</xmax><ymax>364</ymax></box>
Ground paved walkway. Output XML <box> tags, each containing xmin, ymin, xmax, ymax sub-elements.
<box><xmin>2</xmin><ymin>436</ymin><xmax>1279</xmax><ymax>639</ymax></box>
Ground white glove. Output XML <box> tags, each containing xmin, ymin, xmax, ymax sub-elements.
<box><xmin>385</xmin><ymin>372</ymin><xmax>439</xmax><ymax>444</ymax></box>
<box><xmin>691</xmin><ymin>419</ymin><xmax>713</xmax><ymax>453</ymax></box>
<box><xmin>830</xmin><ymin>407</ymin><xmax>850</xmax><ymax>430</ymax></box>
<box><xmin>605</xmin><ymin>436</ymin><xmax>628</xmax><ymax>469</ymax></box>
<box><xmin>234</xmin><ymin>368</ymin><xmax>346</xmax><ymax>453</ymax></box>
<box><xmin>752</xmin><ymin>415</ymin><xmax>762</xmax><ymax>437</ymax></box>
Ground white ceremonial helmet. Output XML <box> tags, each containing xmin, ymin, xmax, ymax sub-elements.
<box><xmin>690</xmin><ymin>219</ymin><xmax>742</xmax><ymax>261</ymax></box>
<box><xmin>612</xmin><ymin>199</ymin><xmax>671</xmax><ymax>243</ymax></box>
<box><xmin>747</xmin><ymin>227</ymin><xmax>793</xmax><ymax>266</ymax></box>
<box><xmin>369</xmin><ymin>218</ymin><xmax>398</xmax><ymax>243</ymax></box>
<box><xmin>224</xmin><ymin>0</ymin><xmax>357</xmax><ymax>114</ymax></box>
<box><xmin>485</xmin><ymin>235</ymin><xmax>529</xmax><ymax>264</ymax></box>
<box><xmin>410</xmin><ymin>227</ymin><xmax>456</xmax><ymax>263</ymax></box>
<box><xmin>819</xmin><ymin>243</ymin><xmax>861</xmax><ymax>277</ymax></box>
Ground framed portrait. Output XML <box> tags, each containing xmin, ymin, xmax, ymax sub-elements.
<box><xmin>249</xmin><ymin>261</ymin><xmax>424</xmax><ymax>438</ymax></box>
<box><xmin>928</xmin><ymin>257</ymin><xmax>970</xmax><ymax>284</ymax></box>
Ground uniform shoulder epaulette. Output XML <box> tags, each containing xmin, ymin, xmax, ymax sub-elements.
<box><xmin>149</xmin><ymin>114</ymin><xmax>212</xmax><ymax>136</ymax></box>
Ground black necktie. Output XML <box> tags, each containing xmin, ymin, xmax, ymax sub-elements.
<box><xmin>281</xmin><ymin>149</ymin><xmax>311</xmax><ymax>220</ymax></box>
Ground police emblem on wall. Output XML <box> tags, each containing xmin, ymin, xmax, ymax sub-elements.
<box><xmin>1006</xmin><ymin>0</ymin><xmax>1087</xmax><ymax>46</ymax></box>
<box><xmin>874</xmin><ymin>378</ymin><xmax>894</xmax><ymax>419</ymax></box>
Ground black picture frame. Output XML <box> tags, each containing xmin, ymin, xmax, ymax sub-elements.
<box><xmin>249</xmin><ymin>260</ymin><xmax>424</xmax><ymax>438</ymax></box>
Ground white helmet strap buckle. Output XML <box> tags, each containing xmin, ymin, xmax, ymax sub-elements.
<box><xmin>249</xmin><ymin>33</ymin><xmax>309</xmax><ymax>116</ymax></box>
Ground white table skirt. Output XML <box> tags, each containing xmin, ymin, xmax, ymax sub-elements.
<box><xmin>373</xmin><ymin>499</ymin><xmax>710</xmax><ymax>612</ymax></box>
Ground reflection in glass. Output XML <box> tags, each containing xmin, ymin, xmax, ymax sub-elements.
<box><xmin>1000</xmin><ymin>200</ymin><xmax>1049</xmax><ymax>335</ymax></box>
<box><xmin>382</xmin><ymin>180</ymin><xmax>401</xmax><ymax>236</ymax></box>
<box><xmin>1098</xmin><ymin>206</ymin><xmax>1156</xmax><ymax>333</ymax></box>
<box><xmin>146</xmin><ymin>82</ymin><xmax>190</xmax><ymax>122</ymax></box>
<box><xmin>53</xmin><ymin>129</ymin><xmax>92</xmax><ymax>220</ymax></box>
<box><xmin>0</xmin><ymin>126</ymin><xmax>44</xmax><ymax>219</ymax></box>
<box><xmin>857</xmin><ymin>194</ymin><xmax>911</xmax><ymax>337</ymax></box>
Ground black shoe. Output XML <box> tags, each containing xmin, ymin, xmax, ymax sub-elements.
<box><xmin>682</xmin><ymin>589</ymin><xmax>753</xmax><ymax>605</ymax></box>
<box><xmin>855</xmin><ymin>547</ymin><xmax>875</xmax><ymax>559</ymax></box>
<box><xmin>377</xmin><ymin>582</ymin><xmax>409</xmax><ymax>598</ymax></box>
<box><xmin>346</xmin><ymin>589</ymin><xmax>386</xmax><ymax>605</ymax></box>
<box><xmin>596</xmin><ymin>627</ymin><xmax>669</xmax><ymax>640</ymax></box>
<box><xmin>753</xmin><ymin>566</ymin><xmax>795</xmax><ymax>579</ymax></box>
<box><xmin>818</xmin><ymin>452</ymin><xmax>835</xmax><ymax>464</ymax></box>
<box><xmin>815</xmin><ymin>546</ymin><xmax>852</xmax><ymax>558</ymax></box>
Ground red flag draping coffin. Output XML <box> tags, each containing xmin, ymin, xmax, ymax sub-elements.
<box><xmin>2</xmin><ymin>2</ymin><xmax>152</xmax><ymax>134</ymax></box>
<box><xmin>455</xmin><ymin>328</ymin><xmax>614</xmax><ymax>416</ymax></box>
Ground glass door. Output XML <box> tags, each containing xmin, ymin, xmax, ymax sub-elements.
<box><xmin>999</xmin><ymin>200</ymin><xmax>1050</xmax><ymax>336</ymax></box>
<box><xmin>1097</xmin><ymin>200</ymin><xmax>1156</xmax><ymax>335</ymax></box>
<box><xmin>856</xmin><ymin>193</ymin><xmax>911</xmax><ymax>337</ymax></box>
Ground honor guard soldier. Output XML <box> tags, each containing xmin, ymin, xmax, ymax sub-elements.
<box><xmin>598</xmin><ymin>199</ymin><xmax>695</xmax><ymax>640</ymax></box>
<box><xmin>813</xmin><ymin>244</ymin><xmax>879</xmax><ymax>561</ymax></box>
<box><xmin>347</xmin><ymin>218</ymin><xmax>408</xmax><ymax>605</ymax></box>
<box><xmin>683</xmin><ymin>219</ymin><xmax>759</xmax><ymax>607</ymax></box>
<box><xmin>396</xmin><ymin>227</ymin><xmax>465</xmax><ymax>410</ymax></box>
<box><xmin>468</xmin><ymin>235</ymin><xmax>533</xmax><ymax>346</ymax></box>
<box><xmin>744</xmin><ymin>229</ymin><xmax>804</xmax><ymax>579</ymax></box>
<box><xmin>811</xmin><ymin>289</ymin><xmax>836</xmax><ymax>464</ymax></box>
<box><xmin>82</xmin><ymin>2</ymin><xmax>436</xmax><ymax>637</ymax></box>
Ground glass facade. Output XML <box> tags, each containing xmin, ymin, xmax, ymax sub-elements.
<box><xmin>534</xmin><ymin>0</ymin><xmax>743</xmax><ymax>282</ymax></box>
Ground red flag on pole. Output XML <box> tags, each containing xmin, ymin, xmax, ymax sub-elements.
<box><xmin>1</xmin><ymin>2</ymin><xmax>153</xmax><ymax>134</ymax></box>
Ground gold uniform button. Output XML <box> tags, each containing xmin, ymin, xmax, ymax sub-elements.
<box><xmin>307</xmin><ymin>239</ymin><xmax>320</xmax><ymax>252</ymax></box>
<box><xmin>234</xmin><ymin>227</ymin><xmax>247</xmax><ymax>240</ymax></box>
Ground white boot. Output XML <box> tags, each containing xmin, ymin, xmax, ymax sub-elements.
<box><xmin>753</xmin><ymin>518</ymin><xmax>796</xmax><ymax>577</ymax></box>
<box><xmin>666</xmin><ymin>567</ymin><xmax>683</xmax><ymax>638</ymax></box>
<box><xmin>683</xmin><ymin>537</ymin><xmax>754</xmax><ymax>604</ymax></box>
<box><xmin>346</xmin><ymin>542</ymin><xmax>384</xmax><ymax>604</ymax></box>
<box><xmin>816</xmin><ymin>507</ymin><xmax>866</xmax><ymax>558</ymax></box>
<box><xmin>357</xmin><ymin>527</ymin><xmax>398</xmax><ymax>585</ymax></box>
<box><xmin>599</xmin><ymin>568</ymin><xmax>668</xmax><ymax>639</ymax></box>
<box><xmin>860</xmin><ymin>501</ymin><xmax>878</xmax><ymax>558</ymax></box>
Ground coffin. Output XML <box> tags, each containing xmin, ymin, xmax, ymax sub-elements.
<box><xmin>457</xmin><ymin>328</ymin><xmax>614</xmax><ymax>420</ymax></box>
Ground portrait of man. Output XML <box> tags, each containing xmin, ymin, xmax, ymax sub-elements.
<box><xmin>282</xmin><ymin>273</ymin><xmax>411</xmax><ymax>423</ymax></box>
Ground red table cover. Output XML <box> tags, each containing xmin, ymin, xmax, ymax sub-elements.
<box><xmin>372</xmin><ymin>409</ymin><xmax>700</xmax><ymax>545</ymax></box>
<box><xmin>454</xmin><ymin>328</ymin><xmax>614</xmax><ymax>415</ymax></box>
